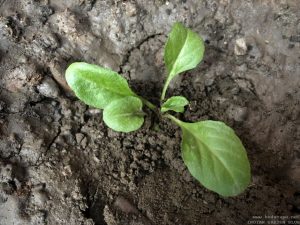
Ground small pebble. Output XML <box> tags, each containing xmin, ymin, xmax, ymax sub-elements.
<box><xmin>81</xmin><ymin>137</ymin><xmax>88</xmax><ymax>148</ymax></box>
<box><xmin>114</xmin><ymin>196</ymin><xmax>138</xmax><ymax>214</ymax></box>
<box><xmin>49</xmin><ymin>60</ymin><xmax>71</xmax><ymax>93</ymax></box>
<box><xmin>31</xmin><ymin>188</ymin><xmax>48</xmax><ymax>207</ymax></box>
<box><xmin>226</xmin><ymin>105</ymin><xmax>248</xmax><ymax>122</ymax></box>
<box><xmin>75</xmin><ymin>133</ymin><xmax>84</xmax><ymax>144</ymax></box>
<box><xmin>17</xmin><ymin>55</ymin><xmax>28</xmax><ymax>64</ymax></box>
<box><xmin>124</xmin><ymin>2</ymin><xmax>137</xmax><ymax>17</ymax></box>
<box><xmin>37</xmin><ymin>77</ymin><xmax>60</xmax><ymax>98</ymax></box>
<box><xmin>88</xmin><ymin>109</ymin><xmax>101</xmax><ymax>115</ymax></box>
<box><xmin>234</xmin><ymin>38</ymin><xmax>247</xmax><ymax>56</ymax></box>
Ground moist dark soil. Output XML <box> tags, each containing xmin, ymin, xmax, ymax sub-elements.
<box><xmin>0</xmin><ymin>0</ymin><xmax>300</xmax><ymax>225</ymax></box>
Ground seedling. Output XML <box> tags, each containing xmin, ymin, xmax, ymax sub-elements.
<box><xmin>65</xmin><ymin>22</ymin><xmax>251</xmax><ymax>196</ymax></box>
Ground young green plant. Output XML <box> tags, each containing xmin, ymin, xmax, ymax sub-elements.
<box><xmin>65</xmin><ymin>22</ymin><xmax>251</xmax><ymax>197</ymax></box>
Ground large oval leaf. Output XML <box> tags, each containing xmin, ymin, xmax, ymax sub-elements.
<box><xmin>161</xmin><ymin>96</ymin><xmax>189</xmax><ymax>113</ymax></box>
<box><xmin>65</xmin><ymin>62</ymin><xmax>136</xmax><ymax>109</ymax></box>
<box><xmin>162</xmin><ymin>22</ymin><xmax>205</xmax><ymax>100</ymax></box>
<box><xmin>103</xmin><ymin>96</ymin><xmax>145</xmax><ymax>132</ymax></box>
<box><xmin>168</xmin><ymin>116</ymin><xmax>250</xmax><ymax>196</ymax></box>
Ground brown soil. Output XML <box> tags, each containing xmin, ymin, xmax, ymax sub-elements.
<box><xmin>0</xmin><ymin>0</ymin><xmax>299</xmax><ymax>225</ymax></box>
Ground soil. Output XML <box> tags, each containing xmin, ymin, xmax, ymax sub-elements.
<box><xmin>0</xmin><ymin>0</ymin><xmax>300</xmax><ymax>225</ymax></box>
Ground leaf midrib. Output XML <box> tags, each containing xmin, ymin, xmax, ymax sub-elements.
<box><xmin>112</xmin><ymin>111</ymin><xmax>144</xmax><ymax>118</ymax></box>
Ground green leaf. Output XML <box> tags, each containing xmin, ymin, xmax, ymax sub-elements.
<box><xmin>65</xmin><ymin>62</ymin><xmax>136</xmax><ymax>109</ymax></box>
<box><xmin>161</xmin><ymin>96</ymin><xmax>189</xmax><ymax>113</ymax></box>
<box><xmin>103</xmin><ymin>96</ymin><xmax>145</xmax><ymax>132</ymax></box>
<box><xmin>161</xmin><ymin>22</ymin><xmax>205</xmax><ymax>100</ymax></box>
<box><xmin>168</xmin><ymin>116</ymin><xmax>250</xmax><ymax>196</ymax></box>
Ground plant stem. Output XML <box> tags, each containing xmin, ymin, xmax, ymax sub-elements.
<box><xmin>163</xmin><ymin>113</ymin><xmax>183</xmax><ymax>126</ymax></box>
<box><xmin>140</xmin><ymin>97</ymin><xmax>157</xmax><ymax>112</ymax></box>
<box><xmin>160</xmin><ymin>71</ymin><xmax>172</xmax><ymax>102</ymax></box>
<box><xmin>160</xmin><ymin>75</ymin><xmax>171</xmax><ymax>101</ymax></box>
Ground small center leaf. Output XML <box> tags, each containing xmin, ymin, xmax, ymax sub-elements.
<box><xmin>103</xmin><ymin>96</ymin><xmax>145</xmax><ymax>133</ymax></box>
<box><xmin>161</xmin><ymin>96</ymin><xmax>189</xmax><ymax>113</ymax></box>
